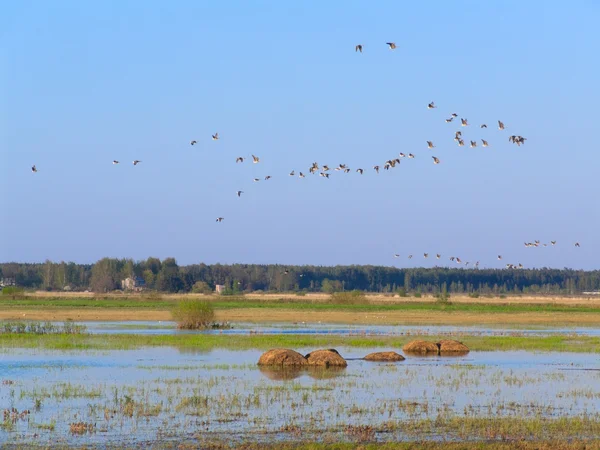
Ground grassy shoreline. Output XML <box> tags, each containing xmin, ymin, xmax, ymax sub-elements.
<box><xmin>1</xmin><ymin>332</ymin><xmax>599</xmax><ymax>352</ymax></box>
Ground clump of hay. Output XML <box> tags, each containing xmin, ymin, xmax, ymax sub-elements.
<box><xmin>257</xmin><ymin>349</ymin><xmax>308</xmax><ymax>366</ymax></box>
<box><xmin>437</xmin><ymin>339</ymin><xmax>470</xmax><ymax>354</ymax></box>
<box><xmin>305</xmin><ymin>349</ymin><xmax>347</xmax><ymax>367</ymax></box>
<box><xmin>363</xmin><ymin>351</ymin><xmax>405</xmax><ymax>362</ymax></box>
<box><xmin>402</xmin><ymin>340</ymin><xmax>439</xmax><ymax>354</ymax></box>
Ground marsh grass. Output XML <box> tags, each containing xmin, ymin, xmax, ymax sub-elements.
<box><xmin>1</xmin><ymin>321</ymin><xmax>87</xmax><ymax>335</ymax></box>
<box><xmin>1</xmin><ymin>332</ymin><xmax>599</xmax><ymax>352</ymax></box>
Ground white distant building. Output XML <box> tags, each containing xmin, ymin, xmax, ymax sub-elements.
<box><xmin>215</xmin><ymin>284</ymin><xmax>225</xmax><ymax>294</ymax></box>
<box><xmin>582</xmin><ymin>291</ymin><xmax>600</xmax><ymax>295</ymax></box>
<box><xmin>121</xmin><ymin>276</ymin><xmax>146</xmax><ymax>292</ymax></box>
<box><xmin>0</xmin><ymin>277</ymin><xmax>16</xmax><ymax>287</ymax></box>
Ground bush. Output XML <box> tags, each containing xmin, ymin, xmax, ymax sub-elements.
<box><xmin>396</xmin><ymin>288</ymin><xmax>408</xmax><ymax>297</ymax></box>
<box><xmin>172</xmin><ymin>300</ymin><xmax>215</xmax><ymax>329</ymax></box>
<box><xmin>330</xmin><ymin>290</ymin><xmax>366</xmax><ymax>305</ymax></box>
<box><xmin>1</xmin><ymin>286</ymin><xmax>25</xmax><ymax>299</ymax></box>
<box><xmin>191</xmin><ymin>281</ymin><xmax>212</xmax><ymax>294</ymax></box>
<box><xmin>435</xmin><ymin>291</ymin><xmax>452</xmax><ymax>305</ymax></box>
<box><xmin>468</xmin><ymin>292</ymin><xmax>480</xmax><ymax>299</ymax></box>
<box><xmin>413</xmin><ymin>292</ymin><xmax>422</xmax><ymax>298</ymax></box>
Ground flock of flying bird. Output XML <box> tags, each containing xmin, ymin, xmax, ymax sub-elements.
<box><xmin>28</xmin><ymin>42</ymin><xmax>582</xmax><ymax>269</ymax></box>
<box><xmin>392</xmin><ymin>239</ymin><xmax>582</xmax><ymax>271</ymax></box>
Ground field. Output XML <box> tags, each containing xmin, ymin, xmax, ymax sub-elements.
<box><xmin>3</xmin><ymin>292</ymin><xmax>600</xmax><ymax>326</ymax></box>
<box><xmin>2</xmin><ymin>293</ymin><xmax>600</xmax><ymax>448</ymax></box>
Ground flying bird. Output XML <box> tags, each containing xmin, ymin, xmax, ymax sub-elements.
<box><xmin>264</xmin><ymin>175</ymin><xmax>271</xmax><ymax>180</ymax></box>
<box><xmin>252</xmin><ymin>155</ymin><xmax>260</xmax><ymax>163</ymax></box>
<box><xmin>408</xmin><ymin>153</ymin><xmax>415</xmax><ymax>158</ymax></box>
<box><xmin>427</xmin><ymin>141</ymin><xmax>435</xmax><ymax>149</ymax></box>
<box><xmin>212</xmin><ymin>133</ymin><xmax>219</xmax><ymax>140</ymax></box>
<box><xmin>480</xmin><ymin>124</ymin><xmax>487</xmax><ymax>129</ymax></box>
<box><xmin>451</xmin><ymin>113</ymin><xmax>458</xmax><ymax>118</ymax></box>
<box><xmin>551</xmin><ymin>241</ymin><xmax>557</xmax><ymax>246</ymax></box>
<box><xmin>298</xmin><ymin>172</ymin><xmax>305</xmax><ymax>178</ymax></box>
<box><xmin>112</xmin><ymin>160</ymin><xmax>119</xmax><ymax>165</ymax></box>
<box><xmin>386</xmin><ymin>42</ymin><xmax>397</xmax><ymax>49</ymax></box>
<box><xmin>190</xmin><ymin>140</ymin><xmax>197</xmax><ymax>146</ymax></box>
<box><xmin>436</xmin><ymin>254</ymin><xmax>441</xmax><ymax>259</ymax></box>
<box><xmin>427</xmin><ymin>102</ymin><xmax>436</xmax><ymax>109</ymax></box>
<box><xmin>424</xmin><ymin>253</ymin><xmax>429</xmax><ymax>258</ymax></box>
<box><xmin>236</xmin><ymin>191</ymin><xmax>243</xmax><ymax>197</ymax></box>
<box><xmin>320</xmin><ymin>172</ymin><xmax>330</xmax><ymax>178</ymax></box>
<box><xmin>497</xmin><ymin>255</ymin><xmax>502</xmax><ymax>260</ymax></box>
<box><xmin>432</xmin><ymin>156</ymin><xmax>440</xmax><ymax>164</ymax></box>
<box><xmin>253</xmin><ymin>178</ymin><xmax>260</xmax><ymax>182</ymax></box>
<box><xmin>216</xmin><ymin>217</ymin><xmax>224</xmax><ymax>222</ymax></box>
<box><xmin>457</xmin><ymin>139</ymin><xmax>465</xmax><ymax>147</ymax></box>
<box><xmin>373</xmin><ymin>165</ymin><xmax>380</xmax><ymax>173</ymax></box>
<box><xmin>575</xmin><ymin>242</ymin><xmax>581</xmax><ymax>247</ymax></box>
<box><xmin>236</xmin><ymin>157</ymin><xmax>245</xmax><ymax>163</ymax></box>
<box><xmin>408</xmin><ymin>255</ymin><xmax>413</xmax><ymax>259</ymax></box>
<box><xmin>509</xmin><ymin>135</ymin><xmax>527</xmax><ymax>146</ymax></box>
<box><xmin>498</xmin><ymin>120</ymin><xmax>505</xmax><ymax>130</ymax></box>
<box><xmin>31</xmin><ymin>165</ymin><xmax>37</xmax><ymax>173</ymax></box>
<box><xmin>356</xmin><ymin>168</ymin><xmax>363</xmax><ymax>175</ymax></box>
<box><xmin>355</xmin><ymin>44</ymin><xmax>363</xmax><ymax>53</ymax></box>
<box><xmin>289</xmin><ymin>170</ymin><xmax>295</xmax><ymax>176</ymax></box>
<box><xmin>133</xmin><ymin>160</ymin><xmax>142</xmax><ymax>165</ymax></box>
<box><xmin>394</xmin><ymin>254</ymin><xmax>400</xmax><ymax>258</ymax></box>
<box><xmin>461</xmin><ymin>118</ymin><xmax>469</xmax><ymax>126</ymax></box>
<box><xmin>481</xmin><ymin>139</ymin><xmax>489</xmax><ymax>147</ymax></box>
<box><xmin>470</xmin><ymin>140</ymin><xmax>477</xmax><ymax>148</ymax></box>
<box><xmin>445</xmin><ymin>117</ymin><xmax>454</xmax><ymax>123</ymax></box>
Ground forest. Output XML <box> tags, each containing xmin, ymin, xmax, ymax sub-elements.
<box><xmin>1</xmin><ymin>258</ymin><xmax>599</xmax><ymax>295</ymax></box>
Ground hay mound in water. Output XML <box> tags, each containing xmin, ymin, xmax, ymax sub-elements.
<box><xmin>305</xmin><ymin>349</ymin><xmax>348</xmax><ymax>367</ymax></box>
<box><xmin>437</xmin><ymin>339</ymin><xmax>470</xmax><ymax>354</ymax></box>
<box><xmin>363</xmin><ymin>351</ymin><xmax>405</xmax><ymax>362</ymax></box>
<box><xmin>402</xmin><ymin>340</ymin><xmax>439</xmax><ymax>354</ymax></box>
<box><xmin>257</xmin><ymin>349</ymin><xmax>308</xmax><ymax>366</ymax></box>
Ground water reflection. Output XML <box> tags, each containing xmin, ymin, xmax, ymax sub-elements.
<box><xmin>259</xmin><ymin>366</ymin><xmax>347</xmax><ymax>381</ymax></box>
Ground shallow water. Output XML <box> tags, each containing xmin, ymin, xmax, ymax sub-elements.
<box><xmin>1</xmin><ymin>346</ymin><xmax>600</xmax><ymax>446</ymax></box>
<box><xmin>81</xmin><ymin>321</ymin><xmax>600</xmax><ymax>337</ymax></box>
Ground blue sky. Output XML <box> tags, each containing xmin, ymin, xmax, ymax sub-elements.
<box><xmin>1</xmin><ymin>0</ymin><xmax>599</xmax><ymax>269</ymax></box>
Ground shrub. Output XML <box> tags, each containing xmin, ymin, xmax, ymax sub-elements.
<box><xmin>172</xmin><ymin>300</ymin><xmax>215</xmax><ymax>329</ymax></box>
<box><xmin>396</xmin><ymin>288</ymin><xmax>408</xmax><ymax>297</ymax></box>
<box><xmin>1</xmin><ymin>286</ymin><xmax>25</xmax><ymax>299</ymax></box>
<box><xmin>191</xmin><ymin>281</ymin><xmax>212</xmax><ymax>294</ymax></box>
<box><xmin>413</xmin><ymin>292</ymin><xmax>422</xmax><ymax>298</ymax></box>
<box><xmin>435</xmin><ymin>291</ymin><xmax>452</xmax><ymax>305</ymax></box>
<box><xmin>330</xmin><ymin>290</ymin><xmax>366</xmax><ymax>305</ymax></box>
<box><xmin>468</xmin><ymin>292</ymin><xmax>480</xmax><ymax>298</ymax></box>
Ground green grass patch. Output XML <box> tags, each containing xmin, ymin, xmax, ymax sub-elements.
<box><xmin>1</xmin><ymin>332</ymin><xmax>599</xmax><ymax>352</ymax></box>
<box><xmin>3</xmin><ymin>296</ymin><xmax>600</xmax><ymax>315</ymax></box>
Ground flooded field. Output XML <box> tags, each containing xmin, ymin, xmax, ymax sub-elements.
<box><xmin>2</xmin><ymin>342</ymin><xmax>600</xmax><ymax>447</ymax></box>
<box><xmin>73</xmin><ymin>321</ymin><xmax>600</xmax><ymax>337</ymax></box>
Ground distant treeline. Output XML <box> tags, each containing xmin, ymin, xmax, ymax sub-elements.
<box><xmin>1</xmin><ymin>258</ymin><xmax>600</xmax><ymax>295</ymax></box>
